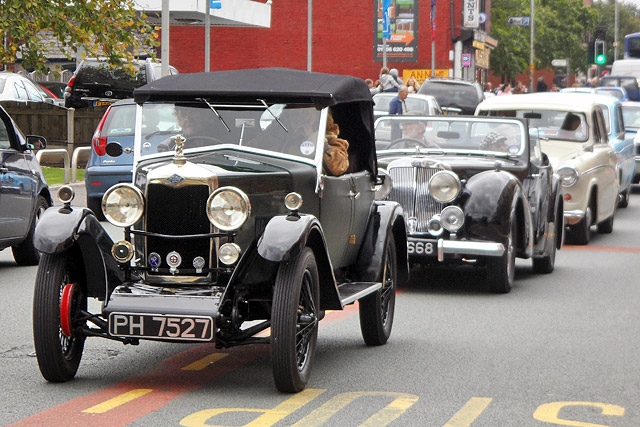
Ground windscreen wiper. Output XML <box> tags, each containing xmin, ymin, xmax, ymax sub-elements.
<box><xmin>196</xmin><ymin>97</ymin><xmax>230</xmax><ymax>132</ymax></box>
<box><xmin>258</xmin><ymin>99</ymin><xmax>288</xmax><ymax>132</ymax></box>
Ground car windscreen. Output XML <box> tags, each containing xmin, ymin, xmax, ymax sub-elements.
<box><xmin>419</xmin><ymin>82</ymin><xmax>479</xmax><ymax>113</ymax></box>
<box><xmin>481</xmin><ymin>109</ymin><xmax>588</xmax><ymax>142</ymax></box>
<box><xmin>77</xmin><ymin>63</ymin><xmax>147</xmax><ymax>92</ymax></box>
<box><xmin>137</xmin><ymin>102</ymin><xmax>325</xmax><ymax>163</ymax></box>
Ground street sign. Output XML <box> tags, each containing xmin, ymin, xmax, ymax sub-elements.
<box><xmin>551</xmin><ymin>59</ymin><xmax>567</xmax><ymax>67</ymax></box>
<box><xmin>507</xmin><ymin>16</ymin><xmax>530</xmax><ymax>26</ymax></box>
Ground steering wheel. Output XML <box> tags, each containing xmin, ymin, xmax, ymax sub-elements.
<box><xmin>157</xmin><ymin>135</ymin><xmax>225</xmax><ymax>152</ymax></box>
<box><xmin>386</xmin><ymin>137</ymin><xmax>440</xmax><ymax>150</ymax></box>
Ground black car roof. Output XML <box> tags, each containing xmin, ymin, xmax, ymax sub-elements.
<box><xmin>133</xmin><ymin>68</ymin><xmax>374</xmax><ymax>106</ymax></box>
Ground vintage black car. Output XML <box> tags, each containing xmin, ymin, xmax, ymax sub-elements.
<box><xmin>375</xmin><ymin>115</ymin><xmax>564</xmax><ymax>293</ymax></box>
<box><xmin>32</xmin><ymin>68</ymin><xmax>408</xmax><ymax>393</ymax></box>
<box><xmin>0</xmin><ymin>104</ymin><xmax>51</xmax><ymax>265</ymax></box>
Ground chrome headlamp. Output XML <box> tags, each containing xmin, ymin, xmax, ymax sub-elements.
<box><xmin>440</xmin><ymin>206</ymin><xmax>464</xmax><ymax>232</ymax></box>
<box><xmin>206</xmin><ymin>187</ymin><xmax>251</xmax><ymax>231</ymax></box>
<box><xmin>429</xmin><ymin>170</ymin><xmax>461</xmax><ymax>203</ymax></box>
<box><xmin>557</xmin><ymin>166</ymin><xmax>579</xmax><ymax>187</ymax></box>
<box><xmin>102</xmin><ymin>184</ymin><xmax>144</xmax><ymax>227</ymax></box>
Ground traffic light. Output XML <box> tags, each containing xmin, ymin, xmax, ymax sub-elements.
<box><xmin>595</xmin><ymin>39</ymin><xmax>607</xmax><ymax>65</ymax></box>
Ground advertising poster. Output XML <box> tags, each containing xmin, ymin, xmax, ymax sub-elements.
<box><xmin>374</xmin><ymin>0</ymin><xmax>419</xmax><ymax>62</ymax></box>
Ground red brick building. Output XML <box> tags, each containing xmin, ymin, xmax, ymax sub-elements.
<box><xmin>164</xmin><ymin>0</ymin><xmax>496</xmax><ymax>86</ymax></box>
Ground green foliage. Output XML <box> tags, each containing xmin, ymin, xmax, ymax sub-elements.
<box><xmin>0</xmin><ymin>0</ymin><xmax>160</xmax><ymax>74</ymax></box>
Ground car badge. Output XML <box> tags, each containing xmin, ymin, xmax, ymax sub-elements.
<box><xmin>166</xmin><ymin>174</ymin><xmax>184</xmax><ymax>185</ymax></box>
<box><xmin>148</xmin><ymin>252</ymin><xmax>161</xmax><ymax>272</ymax></box>
<box><xmin>300</xmin><ymin>140</ymin><xmax>315</xmax><ymax>156</ymax></box>
<box><xmin>407</xmin><ymin>217</ymin><xmax>418</xmax><ymax>234</ymax></box>
<box><xmin>104</xmin><ymin>90</ymin><xmax>113</xmax><ymax>97</ymax></box>
<box><xmin>166</xmin><ymin>251</ymin><xmax>182</xmax><ymax>274</ymax></box>
<box><xmin>193</xmin><ymin>256</ymin><xmax>206</xmax><ymax>273</ymax></box>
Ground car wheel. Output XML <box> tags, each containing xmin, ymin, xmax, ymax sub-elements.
<box><xmin>33</xmin><ymin>252</ymin><xmax>87</xmax><ymax>382</ymax></box>
<box><xmin>87</xmin><ymin>197</ymin><xmax>105</xmax><ymax>221</ymax></box>
<box><xmin>486</xmin><ymin>218</ymin><xmax>516</xmax><ymax>293</ymax></box>
<box><xmin>12</xmin><ymin>195</ymin><xmax>49</xmax><ymax>266</ymax></box>
<box><xmin>359</xmin><ymin>231</ymin><xmax>396</xmax><ymax>346</ymax></box>
<box><xmin>569</xmin><ymin>203</ymin><xmax>592</xmax><ymax>245</ymax></box>
<box><xmin>271</xmin><ymin>247</ymin><xmax>319</xmax><ymax>393</ymax></box>
<box><xmin>597</xmin><ymin>213</ymin><xmax>614</xmax><ymax>234</ymax></box>
<box><xmin>618</xmin><ymin>189</ymin><xmax>629</xmax><ymax>208</ymax></box>
<box><xmin>532</xmin><ymin>220</ymin><xmax>557</xmax><ymax>274</ymax></box>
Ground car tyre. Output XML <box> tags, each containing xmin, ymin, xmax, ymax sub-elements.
<box><xmin>271</xmin><ymin>247</ymin><xmax>319</xmax><ymax>393</ymax></box>
<box><xmin>359</xmin><ymin>231</ymin><xmax>396</xmax><ymax>346</ymax></box>
<box><xmin>618</xmin><ymin>189</ymin><xmax>629</xmax><ymax>208</ymax></box>
<box><xmin>569</xmin><ymin>203</ymin><xmax>592</xmax><ymax>245</ymax></box>
<box><xmin>532</xmin><ymin>221</ymin><xmax>557</xmax><ymax>274</ymax></box>
<box><xmin>597</xmin><ymin>213</ymin><xmax>614</xmax><ymax>234</ymax></box>
<box><xmin>33</xmin><ymin>252</ymin><xmax>86</xmax><ymax>382</ymax></box>
<box><xmin>12</xmin><ymin>195</ymin><xmax>49</xmax><ymax>266</ymax></box>
<box><xmin>87</xmin><ymin>197</ymin><xmax>105</xmax><ymax>221</ymax></box>
<box><xmin>486</xmin><ymin>218</ymin><xmax>516</xmax><ymax>293</ymax></box>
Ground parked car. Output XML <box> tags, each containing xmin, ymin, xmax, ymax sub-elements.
<box><xmin>0</xmin><ymin>105</ymin><xmax>52</xmax><ymax>265</ymax></box>
<box><xmin>598</xmin><ymin>75</ymin><xmax>640</xmax><ymax>101</ymax></box>
<box><xmin>37</xmin><ymin>81</ymin><xmax>66</xmax><ymax>106</ymax></box>
<box><xmin>85</xmin><ymin>99</ymin><xmax>179</xmax><ymax>220</ymax></box>
<box><xmin>375</xmin><ymin>115</ymin><xmax>563</xmax><ymax>293</ymax></box>
<box><xmin>372</xmin><ymin>92</ymin><xmax>442</xmax><ymax>117</ymax></box>
<box><xmin>417</xmin><ymin>78</ymin><xmax>484</xmax><ymax>115</ymax></box>
<box><xmin>64</xmin><ymin>58</ymin><xmax>178</xmax><ymax>109</ymax></box>
<box><xmin>32</xmin><ymin>68</ymin><xmax>408</xmax><ymax>393</ymax></box>
<box><xmin>476</xmin><ymin>93</ymin><xmax>620</xmax><ymax>245</ymax></box>
<box><xmin>595</xmin><ymin>86</ymin><xmax>629</xmax><ymax>101</ymax></box>
<box><xmin>0</xmin><ymin>72</ymin><xmax>53</xmax><ymax>104</ymax></box>
<box><xmin>621</xmin><ymin>101</ymin><xmax>640</xmax><ymax>182</ymax></box>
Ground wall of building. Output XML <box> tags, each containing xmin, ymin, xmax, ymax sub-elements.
<box><xmin>168</xmin><ymin>0</ymin><xmax>461</xmax><ymax>82</ymax></box>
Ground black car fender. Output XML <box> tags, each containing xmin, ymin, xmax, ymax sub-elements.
<box><xmin>354</xmin><ymin>200</ymin><xmax>409</xmax><ymax>285</ymax></box>
<box><xmin>34</xmin><ymin>206</ymin><xmax>124</xmax><ymax>299</ymax></box>
<box><xmin>463</xmin><ymin>170</ymin><xmax>534</xmax><ymax>257</ymax></box>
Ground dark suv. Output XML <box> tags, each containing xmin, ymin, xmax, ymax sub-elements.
<box><xmin>64</xmin><ymin>58</ymin><xmax>178</xmax><ymax>109</ymax></box>
<box><xmin>418</xmin><ymin>78</ymin><xmax>484</xmax><ymax>115</ymax></box>
<box><xmin>0</xmin><ymin>105</ymin><xmax>52</xmax><ymax>265</ymax></box>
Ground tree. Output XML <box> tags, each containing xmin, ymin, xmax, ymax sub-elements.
<box><xmin>0</xmin><ymin>0</ymin><xmax>159</xmax><ymax>74</ymax></box>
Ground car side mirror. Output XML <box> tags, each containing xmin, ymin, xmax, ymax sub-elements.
<box><xmin>26</xmin><ymin>135</ymin><xmax>47</xmax><ymax>150</ymax></box>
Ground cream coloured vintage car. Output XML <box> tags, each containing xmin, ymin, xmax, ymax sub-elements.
<box><xmin>476</xmin><ymin>93</ymin><xmax>620</xmax><ymax>245</ymax></box>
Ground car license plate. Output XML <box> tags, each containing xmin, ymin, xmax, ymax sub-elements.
<box><xmin>407</xmin><ymin>238</ymin><xmax>437</xmax><ymax>257</ymax></box>
<box><xmin>108</xmin><ymin>313</ymin><xmax>214</xmax><ymax>341</ymax></box>
<box><xmin>94</xmin><ymin>100</ymin><xmax>114</xmax><ymax>107</ymax></box>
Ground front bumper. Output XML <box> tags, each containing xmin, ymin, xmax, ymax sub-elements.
<box><xmin>563</xmin><ymin>209</ymin><xmax>585</xmax><ymax>226</ymax></box>
<box><xmin>437</xmin><ymin>239</ymin><xmax>505</xmax><ymax>261</ymax></box>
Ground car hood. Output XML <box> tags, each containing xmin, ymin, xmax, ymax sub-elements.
<box><xmin>539</xmin><ymin>140</ymin><xmax>588</xmax><ymax>167</ymax></box>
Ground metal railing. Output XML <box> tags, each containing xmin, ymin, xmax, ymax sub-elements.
<box><xmin>36</xmin><ymin>146</ymin><xmax>91</xmax><ymax>184</ymax></box>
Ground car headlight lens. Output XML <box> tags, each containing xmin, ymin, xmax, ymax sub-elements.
<box><xmin>219</xmin><ymin>243</ymin><xmax>242</xmax><ymax>265</ymax></box>
<box><xmin>557</xmin><ymin>166</ymin><xmax>579</xmax><ymax>187</ymax></box>
<box><xmin>207</xmin><ymin>187</ymin><xmax>251</xmax><ymax>231</ymax></box>
<box><xmin>102</xmin><ymin>184</ymin><xmax>144</xmax><ymax>227</ymax></box>
<box><xmin>429</xmin><ymin>171</ymin><xmax>461</xmax><ymax>203</ymax></box>
<box><xmin>440</xmin><ymin>206</ymin><xmax>464</xmax><ymax>232</ymax></box>
<box><xmin>284</xmin><ymin>192</ymin><xmax>303</xmax><ymax>211</ymax></box>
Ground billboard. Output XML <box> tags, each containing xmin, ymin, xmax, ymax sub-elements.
<box><xmin>374</xmin><ymin>0</ymin><xmax>418</xmax><ymax>62</ymax></box>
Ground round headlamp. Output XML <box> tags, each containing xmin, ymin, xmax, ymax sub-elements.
<box><xmin>557</xmin><ymin>166</ymin><xmax>579</xmax><ymax>187</ymax></box>
<box><xmin>57</xmin><ymin>186</ymin><xmax>75</xmax><ymax>204</ymax></box>
<box><xmin>440</xmin><ymin>206</ymin><xmax>464</xmax><ymax>232</ymax></box>
<box><xmin>207</xmin><ymin>187</ymin><xmax>250</xmax><ymax>231</ymax></box>
<box><xmin>284</xmin><ymin>192</ymin><xmax>303</xmax><ymax>211</ymax></box>
<box><xmin>429</xmin><ymin>171</ymin><xmax>461</xmax><ymax>203</ymax></box>
<box><xmin>219</xmin><ymin>243</ymin><xmax>242</xmax><ymax>265</ymax></box>
<box><xmin>102</xmin><ymin>184</ymin><xmax>144</xmax><ymax>227</ymax></box>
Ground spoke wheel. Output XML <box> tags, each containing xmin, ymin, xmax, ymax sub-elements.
<box><xmin>359</xmin><ymin>232</ymin><xmax>397</xmax><ymax>346</ymax></box>
<box><xmin>487</xmin><ymin>218</ymin><xmax>517</xmax><ymax>293</ymax></box>
<box><xmin>33</xmin><ymin>252</ymin><xmax>86</xmax><ymax>382</ymax></box>
<box><xmin>12</xmin><ymin>195</ymin><xmax>49</xmax><ymax>266</ymax></box>
<box><xmin>271</xmin><ymin>247</ymin><xmax>319</xmax><ymax>393</ymax></box>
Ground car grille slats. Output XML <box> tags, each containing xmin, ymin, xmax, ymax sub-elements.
<box><xmin>145</xmin><ymin>183</ymin><xmax>212</xmax><ymax>276</ymax></box>
<box><xmin>387</xmin><ymin>165</ymin><xmax>444</xmax><ymax>233</ymax></box>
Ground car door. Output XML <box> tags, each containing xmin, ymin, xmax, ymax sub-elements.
<box><xmin>0</xmin><ymin>112</ymin><xmax>36</xmax><ymax>240</ymax></box>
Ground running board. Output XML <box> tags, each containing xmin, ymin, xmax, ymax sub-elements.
<box><xmin>337</xmin><ymin>282</ymin><xmax>382</xmax><ymax>307</ymax></box>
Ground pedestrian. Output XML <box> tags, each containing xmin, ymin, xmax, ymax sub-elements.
<box><xmin>406</xmin><ymin>76</ymin><xmax>420</xmax><ymax>93</ymax></box>
<box><xmin>497</xmin><ymin>83</ymin><xmax>513</xmax><ymax>96</ymax></box>
<box><xmin>536</xmin><ymin>76</ymin><xmax>548</xmax><ymax>92</ymax></box>
<box><xmin>365</xmin><ymin>78</ymin><xmax>381</xmax><ymax>96</ymax></box>
<box><xmin>389</xmin><ymin>68</ymin><xmax>403</xmax><ymax>86</ymax></box>
<box><xmin>379</xmin><ymin>67</ymin><xmax>400</xmax><ymax>92</ymax></box>
<box><xmin>389</xmin><ymin>85</ymin><xmax>408</xmax><ymax>140</ymax></box>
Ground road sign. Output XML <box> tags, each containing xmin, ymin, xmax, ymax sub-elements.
<box><xmin>507</xmin><ymin>16</ymin><xmax>530</xmax><ymax>26</ymax></box>
<box><xmin>551</xmin><ymin>59</ymin><xmax>567</xmax><ymax>67</ymax></box>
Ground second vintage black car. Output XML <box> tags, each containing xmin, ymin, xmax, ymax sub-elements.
<box><xmin>376</xmin><ymin>115</ymin><xmax>564</xmax><ymax>293</ymax></box>
<box><xmin>32</xmin><ymin>68</ymin><xmax>408</xmax><ymax>393</ymax></box>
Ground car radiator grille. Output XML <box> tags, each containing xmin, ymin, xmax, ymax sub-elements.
<box><xmin>387</xmin><ymin>165</ymin><xmax>445</xmax><ymax>233</ymax></box>
<box><xmin>145</xmin><ymin>183</ymin><xmax>213</xmax><ymax>276</ymax></box>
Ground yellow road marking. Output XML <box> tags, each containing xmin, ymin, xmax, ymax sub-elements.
<box><xmin>443</xmin><ymin>397</ymin><xmax>492</xmax><ymax>427</ymax></box>
<box><xmin>181</xmin><ymin>353</ymin><xmax>228</xmax><ymax>371</ymax></box>
<box><xmin>82</xmin><ymin>388</ymin><xmax>153</xmax><ymax>414</ymax></box>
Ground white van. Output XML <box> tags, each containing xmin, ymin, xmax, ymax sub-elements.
<box><xmin>611</xmin><ymin>59</ymin><xmax>640</xmax><ymax>77</ymax></box>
